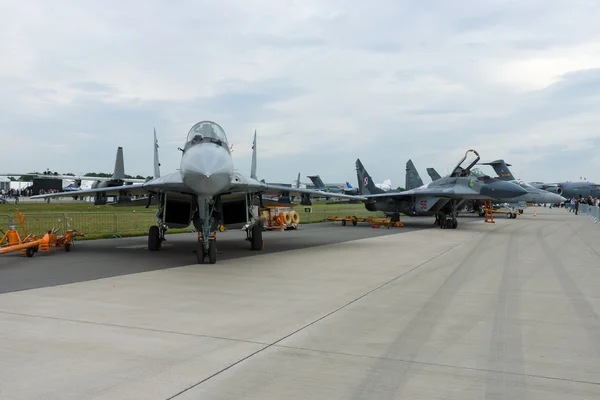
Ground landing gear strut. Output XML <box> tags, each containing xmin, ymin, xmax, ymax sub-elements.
<box><xmin>245</xmin><ymin>193</ymin><xmax>263</xmax><ymax>251</ymax></box>
<box><xmin>438</xmin><ymin>200</ymin><xmax>458</xmax><ymax>229</ymax></box>
<box><xmin>195</xmin><ymin>197</ymin><xmax>217</xmax><ymax>264</ymax></box>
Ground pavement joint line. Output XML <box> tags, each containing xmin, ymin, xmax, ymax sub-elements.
<box><xmin>0</xmin><ymin>310</ymin><xmax>269</xmax><ymax>346</ymax></box>
<box><xmin>271</xmin><ymin>344</ymin><xmax>600</xmax><ymax>387</ymax></box>
<box><xmin>566</xmin><ymin>222</ymin><xmax>600</xmax><ymax>259</ymax></box>
<box><xmin>166</xmin><ymin>229</ymin><xmax>488</xmax><ymax>399</ymax></box>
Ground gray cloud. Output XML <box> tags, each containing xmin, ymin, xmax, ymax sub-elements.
<box><xmin>1</xmin><ymin>0</ymin><xmax>599</xmax><ymax>187</ymax></box>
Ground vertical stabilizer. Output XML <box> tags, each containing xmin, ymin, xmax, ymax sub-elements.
<box><xmin>296</xmin><ymin>172</ymin><xmax>300</xmax><ymax>188</ymax></box>
<box><xmin>153</xmin><ymin>128</ymin><xmax>161</xmax><ymax>179</ymax></box>
<box><xmin>307</xmin><ymin>175</ymin><xmax>326</xmax><ymax>190</ymax></box>
<box><xmin>427</xmin><ymin>167</ymin><xmax>441</xmax><ymax>182</ymax></box>
<box><xmin>480</xmin><ymin>160</ymin><xmax>514</xmax><ymax>181</ymax></box>
<box><xmin>405</xmin><ymin>159</ymin><xmax>424</xmax><ymax>190</ymax></box>
<box><xmin>356</xmin><ymin>159</ymin><xmax>385</xmax><ymax>195</ymax></box>
<box><xmin>250</xmin><ymin>130</ymin><xmax>257</xmax><ymax>180</ymax></box>
<box><xmin>112</xmin><ymin>147</ymin><xmax>125</xmax><ymax>180</ymax></box>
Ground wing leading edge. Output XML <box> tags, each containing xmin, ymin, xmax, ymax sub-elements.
<box><xmin>30</xmin><ymin>173</ymin><xmax>367</xmax><ymax>201</ymax></box>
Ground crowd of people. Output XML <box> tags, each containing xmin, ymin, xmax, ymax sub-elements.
<box><xmin>565</xmin><ymin>196</ymin><xmax>600</xmax><ymax>215</ymax></box>
<box><xmin>0</xmin><ymin>188</ymin><xmax>61</xmax><ymax>203</ymax></box>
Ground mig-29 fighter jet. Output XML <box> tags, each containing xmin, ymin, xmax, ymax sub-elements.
<box><xmin>31</xmin><ymin>121</ymin><xmax>363</xmax><ymax>264</ymax></box>
<box><xmin>476</xmin><ymin>160</ymin><xmax>567</xmax><ymax>216</ymax></box>
<box><xmin>482</xmin><ymin>159</ymin><xmax>597</xmax><ymax>200</ymax></box>
<box><xmin>355</xmin><ymin>150</ymin><xmax>528</xmax><ymax>229</ymax></box>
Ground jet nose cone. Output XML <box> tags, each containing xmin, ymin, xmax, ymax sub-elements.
<box><xmin>181</xmin><ymin>143</ymin><xmax>234</xmax><ymax>195</ymax></box>
<box><xmin>481</xmin><ymin>180</ymin><xmax>528</xmax><ymax>199</ymax></box>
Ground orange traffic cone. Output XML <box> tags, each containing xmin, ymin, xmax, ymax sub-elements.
<box><xmin>533</xmin><ymin>211</ymin><xmax>537</xmax><ymax>217</ymax></box>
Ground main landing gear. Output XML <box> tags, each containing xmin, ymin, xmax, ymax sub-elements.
<box><xmin>437</xmin><ymin>200</ymin><xmax>458</xmax><ymax>229</ymax></box>
<box><xmin>148</xmin><ymin>223</ymin><xmax>166</xmax><ymax>251</ymax></box>
<box><xmin>246</xmin><ymin>222</ymin><xmax>263</xmax><ymax>251</ymax></box>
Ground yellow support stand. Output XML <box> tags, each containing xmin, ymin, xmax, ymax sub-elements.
<box><xmin>484</xmin><ymin>200</ymin><xmax>495</xmax><ymax>223</ymax></box>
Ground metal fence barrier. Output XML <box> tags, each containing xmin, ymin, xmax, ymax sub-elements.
<box><xmin>578</xmin><ymin>204</ymin><xmax>600</xmax><ymax>224</ymax></box>
<box><xmin>0</xmin><ymin>204</ymin><xmax>376</xmax><ymax>237</ymax></box>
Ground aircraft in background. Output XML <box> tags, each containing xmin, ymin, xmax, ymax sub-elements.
<box><xmin>32</xmin><ymin>121</ymin><xmax>362</xmax><ymax>264</ymax></box>
<box><xmin>528</xmin><ymin>179</ymin><xmax>599</xmax><ymax>199</ymax></box>
<box><xmin>478</xmin><ymin>160</ymin><xmax>567</xmax><ymax>214</ymax></box>
<box><xmin>0</xmin><ymin>145</ymin><xmax>148</xmax><ymax>204</ymax></box>
<box><xmin>355</xmin><ymin>149</ymin><xmax>528</xmax><ymax>229</ymax></box>
<box><xmin>307</xmin><ymin>175</ymin><xmax>359</xmax><ymax>195</ymax></box>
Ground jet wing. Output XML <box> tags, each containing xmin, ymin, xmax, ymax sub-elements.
<box><xmin>0</xmin><ymin>172</ymin><xmax>147</xmax><ymax>182</ymax></box>
<box><xmin>31</xmin><ymin>172</ymin><xmax>367</xmax><ymax>202</ymax></box>
<box><xmin>261</xmin><ymin>183</ymin><xmax>366</xmax><ymax>201</ymax></box>
<box><xmin>30</xmin><ymin>172</ymin><xmax>191</xmax><ymax>199</ymax></box>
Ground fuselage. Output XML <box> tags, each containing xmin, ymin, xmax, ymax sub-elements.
<box><xmin>505</xmin><ymin>180</ymin><xmax>566</xmax><ymax>204</ymax></box>
<box><xmin>530</xmin><ymin>181</ymin><xmax>599</xmax><ymax>199</ymax></box>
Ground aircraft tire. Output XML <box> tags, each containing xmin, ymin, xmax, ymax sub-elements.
<box><xmin>196</xmin><ymin>243</ymin><xmax>205</xmax><ymax>264</ymax></box>
<box><xmin>208</xmin><ymin>241</ymin><xmax>217</xmax><ymax>264</ymax></box>
<box><xmin>250</xmin><ymin>224</ymin><xmax>263</xmax><ymax>251</ymax></box>
<box><xmin>148</xmin><ymin>225</ymin><xmax>160</xmax><ymax>251</ymax></box>
<box><xmin>452</xmin><ymin>220</ymin><xmax>458</xmax><ymax>229</ymax></box>
<box><xmin>445</xmin><ymin>219</ymin><xmax>453</xmax><ymax>229</ymax></box>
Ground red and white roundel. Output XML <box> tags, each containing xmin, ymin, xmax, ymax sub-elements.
<box><xmin>363</xmin><ymin>177</ymin><xmax>369</xmax><ymax>186</ymax></box>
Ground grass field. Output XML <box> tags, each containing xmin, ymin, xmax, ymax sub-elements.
<box><xmin>0</xmin><ymin>200</ymin><xmax>383</xmax><ymax>240</ymax></box>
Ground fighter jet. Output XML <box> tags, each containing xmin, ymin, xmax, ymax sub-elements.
<box><xmin>420</xmin><ymin>160</ymin><xmax>566</xmax><ymax>217</ymax></box>
<box><xmin>355</xmin><ymin>150</ymin><xmax>528</xmax><ymax>229</ymax></box>
<box><xmin>31</xmin><ymin>121</ymin><xmax>363</xmax><ymax>264</ymax></box>
<box><xmin>0</xmin><ymin>146</ymin><xmax>147</xmax><ymax>204</ymax></box>
<box><xmin>478</xmin><ymin>160</ymin><xmax>567</xmax><ymax>213</ymax></box>
<box><xmin>483</xmin><ymin>159</ymin><xmax>600</xmax><ymax>199</ymax></box>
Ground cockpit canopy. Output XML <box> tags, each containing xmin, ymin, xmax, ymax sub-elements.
<box><xmin>518</xmin><ymin>180</ymin><xmax>534</xmax><ymax>190</ymax></box>
<box><xmin>185</xmin><ymin>121</ymin><xmax>228</xmax><ymax>149</ymax></box>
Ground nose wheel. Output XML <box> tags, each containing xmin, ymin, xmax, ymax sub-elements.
<box><xmin>196</xmin><ymin>236</ymin><xmax>217</xmax><ymax>264</ymax></box>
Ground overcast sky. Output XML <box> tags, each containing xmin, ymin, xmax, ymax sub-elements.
<box><xmin>2</xmin><ymin>0</ymin><xmax>600</xmax><ymax>187</ymax></box>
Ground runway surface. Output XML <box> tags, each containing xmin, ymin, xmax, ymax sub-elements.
<box><xmin>1</xmin><ymin>208</ymin><xmax>599</xmax><ymax>399</ymax></box>
<box><xmin>0</xmin><ymin>219</ymin><xmax>435</xmax><ymax>294</ymax></box>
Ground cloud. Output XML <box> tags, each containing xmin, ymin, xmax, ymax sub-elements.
<box><xmin>0</xmin><ymin>0</ymin><xmax>599</xmax><ymax>187</ymax></box>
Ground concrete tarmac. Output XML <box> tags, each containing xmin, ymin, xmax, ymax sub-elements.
<box><xmin>1</xmin><ymin>208</ymin><xmax>599</xmax><ymax>399</ymax></box>
<box><xmin>0</xmin><ymin>220</ymin><xmax>434</xmax><ymax>294</ymax></box>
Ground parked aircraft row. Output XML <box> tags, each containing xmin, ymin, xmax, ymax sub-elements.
<box><xmin>27</xmin><ymin>121</ymin><xmax>540</xmax><ymax>264</ymax></box>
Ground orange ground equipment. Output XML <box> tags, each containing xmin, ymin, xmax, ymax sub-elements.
<box><xmin>260</xmin><ymin>206</ymin><xmax>300</xmax><ymax>230</ymax></box>
<box><xmin>0</xmin><ymin>210</ymin><xmax>84</xmax><ymax>257</ymax></box>
<box><xmin>327</xmin><ymin>215</ymin><xmax>404</xmax><ymax>228</ymax></box>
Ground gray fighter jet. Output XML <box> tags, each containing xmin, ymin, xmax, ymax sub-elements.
<box><xmin>478</xmin><ymin>160</ymin><xmax>567</xmax><ymax>215</ymax></box>
<box><xmin>31</xmin><ymin>121</ymin><xmax>363</xmax><ymax>264</ymax></box>
<box><xmin>420</xmin><ymin>160</ymin><xmax>567</xmax><ymax>218</ymax></box>
<box><xmin>355</xmin><ymin>150</ymin><xmax>528</xmax><ymax>229</ymax></box>
<box><xmin>483</xmin><ymin>159</ymin><xmax>600</xmax><ymax>199</ymax></box>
